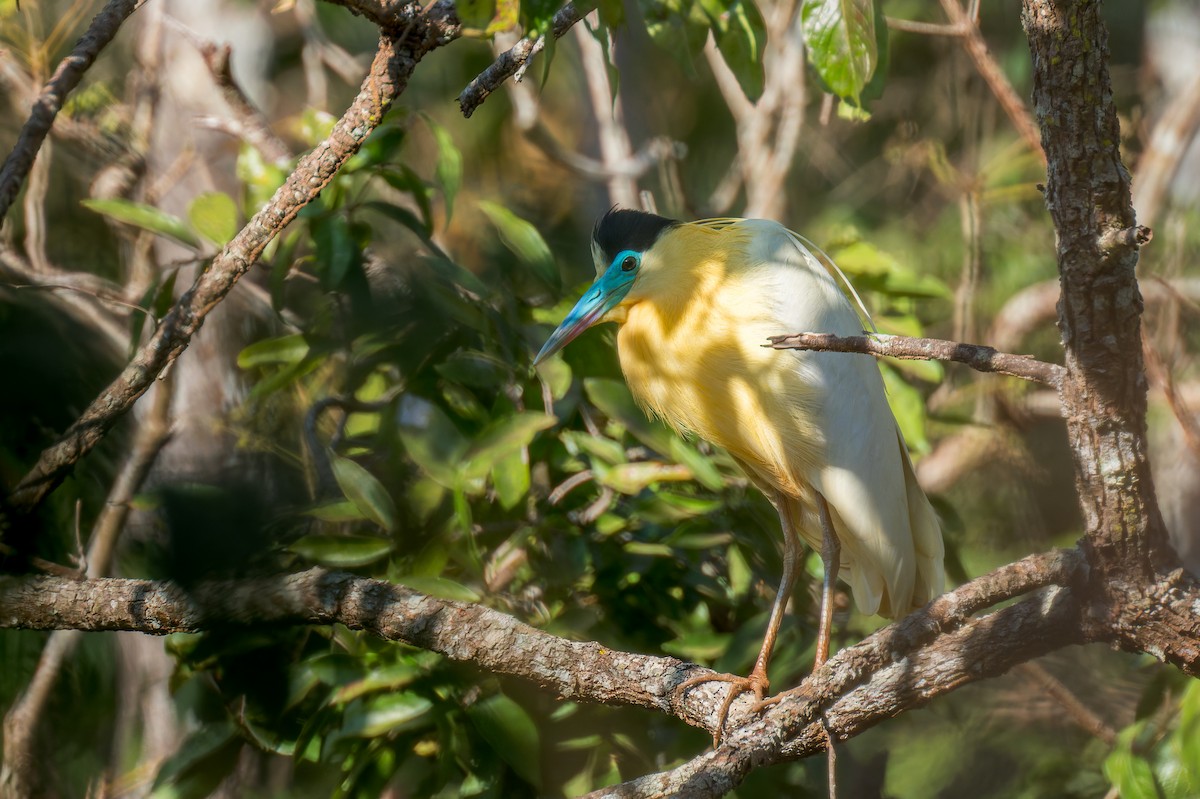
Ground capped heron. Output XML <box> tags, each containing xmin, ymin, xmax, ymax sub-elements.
<box><xmin>535</xmin><ymin>209</ymin><xmax>943</xmax><ymax>734</ymax></box>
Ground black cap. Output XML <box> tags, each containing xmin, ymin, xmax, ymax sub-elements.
<box><xmin>592</xmin><ymin>208</ymin><xmax>679</xmax><ymax>266</ymax></box>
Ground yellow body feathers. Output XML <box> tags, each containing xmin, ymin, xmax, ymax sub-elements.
<box><xmin>604</xmin><ymin>219</ymin><xmax>943</xmax><ymax>618</ymax></box>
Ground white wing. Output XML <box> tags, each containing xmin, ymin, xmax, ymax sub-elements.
<box><xmin>742</xmin><ymin>220</ymin><xmax>944</xmax><ymax>617</ymax></box>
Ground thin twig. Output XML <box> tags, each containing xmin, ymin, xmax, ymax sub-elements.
<box><xmin>1014</xmin><ymin>662</ymin><xmax>1118</xmax><ymax>746</ymax></box>
<box><xmin>457</xmin><ymin>2</ymin><xmax>590</xmax><ymax>118</ymax></box>
<box><xmin>939</xmin><ymin>0</ymin><xmax>1044</xmax><ymax>162</ymax></box>
<box><xmin>885</xmin><ymin>16</ymin><xmax>970</xmax><ymax>36</ymax></box>
<box><xmin>768</xmin><ymin>332</ymin><xmax>1065</xmax><ymax>387</ymax></box>
<box><xmin>194</xmin><ymin>40</ymin><xmax>293</xmax><ymax>164</ymax></box>
<box><xmin>0</xmin><ymin>0</ymin><xmax>142</xmax><ymax>224</ymax></box>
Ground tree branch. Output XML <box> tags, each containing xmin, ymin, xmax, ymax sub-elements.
<box><xmin>1022</xmin><ymin>0</ymin><xmax>1174</xmax><ymax>581</ymax></box>
<box><xmin>457</xmin><ymin>2</ymin><xmax>590</xmax><ymax>118</ymax></box>
<box><xmin>3</xmin><ymin>3</ymin><xmax>462</xmax><ymax>521</ymax></box>
<box><xmin>768</xmin><ymin>332</ymin><xmax>1065</xmax><ymax>387</ymax></box>
<box><xmin>0</xmin><ymin>0</ymin><xmax>141</xmax><ymax>224</ymax></box>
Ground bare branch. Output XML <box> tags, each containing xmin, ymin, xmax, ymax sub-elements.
<box><xmin>940</xmin><ymin>0</ymin><xmax>1045</xmax><ymax>162</ymax></box>
<box><xmin>768</xmin><ymin>332</ymin><xmax>1065</xmax><ymax>387</ymax></box>
<box><xmin>457</xmin><ymin>2</ymin><xmax>590</xmax><ymax>118</ymax></box>
<box><xmin>194</xmin><ymin>39</ymin><xmax>292</xmax><ymax>163</ymax></box>
<box><xmin>5</xmin><ymin>5</ymin><xmax>462</xmax><ymax>519</ymax></box>
<box><xmin>0</xmin><ymin>0</ymin><xmax>142</xmax><ymax>225</ymax></box>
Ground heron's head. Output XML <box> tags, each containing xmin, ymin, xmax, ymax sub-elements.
<box><xmin>534</xmin><ymin>208</ymin><xmax>679</xmax><ymax>365</ymax></box>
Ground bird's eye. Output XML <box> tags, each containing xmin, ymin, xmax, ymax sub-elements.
<box><xmin>620</xmin><ymin>254</ymin><xmax>639</xmax><ymax>272</ymax></box>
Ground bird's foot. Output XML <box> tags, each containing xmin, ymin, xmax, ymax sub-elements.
<box><xmin>676</xmin><ymin>669</ymin><xmax>771</xmax><ymax>746</ymax></box>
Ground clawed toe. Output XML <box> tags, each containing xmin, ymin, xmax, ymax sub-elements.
<box><xmin>676</xmin><ymin>670</ymin><xmax>772</xmax><ymax>745</ymax></box>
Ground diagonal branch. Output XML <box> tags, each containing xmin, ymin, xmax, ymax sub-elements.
<box><xmin>4</xmin><ymin>4</ymin><xmax>462</xmax><ymax>521</ymax></box>
<box><xmin>768</xmin><ymin>332</ymin><xmax>1065</xmax><ymax>387</ymax></box>
<box><xmin>457</xmin><ymin>2</ymin><xmax>591</xmax><ymax>118</ymax></box>
<box><xmin>0</xmin><ymin>0</ymin><xmax>142</xmax><ymax>224</ymax></box>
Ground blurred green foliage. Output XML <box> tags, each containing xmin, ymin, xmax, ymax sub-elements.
<box><xmin>2</xmin><ymin>0</ymin><xmax>1198</xmax><ymax>797</ymax></box>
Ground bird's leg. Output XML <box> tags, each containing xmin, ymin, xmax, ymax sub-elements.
<box><xmin>816</xmin><ymin>490</ymin><xmax>840</xmax><ymax>799</ymax></box>
<box><xmin>814</xmin><ymin>491</ymin><xmax>841</xmax><ymax>668</ymax></box>
<box><xmin>676</xmin><ymin>490</ymin><xmax>802</xmax><ymax>744</ymax></box>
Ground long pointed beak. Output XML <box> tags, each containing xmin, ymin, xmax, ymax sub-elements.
<box><xmin>534</xmin><ymin>268</ymin><xmax>635</xmax><ymax>365</ymax></box>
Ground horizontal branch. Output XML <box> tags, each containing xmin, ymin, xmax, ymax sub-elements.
<box><xmin>457</xmin><ymin>2</ymin><xmax>590</xmax><ymax>118</ymax></box>
<box><xmin>768</xmin><ymin>332</ymin><xmax>1066</xmax><ymax>387</ymax></box>
<box><xmin>0</xmin><ymin>548</ymin><xmax>1090</xmax><ymax>745</ymax></box>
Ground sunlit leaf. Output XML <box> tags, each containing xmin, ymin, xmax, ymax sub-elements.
<box><xmin>598</xmin><ymin>461</ymin><xmax>692</xmax><ymax>494</ymax></box>
<box><xmin>801</xmin><ymin>0</ymin><xmax>879</xmax><ymax>106</ymax></box>
<box><xmin>332</xmin><ymin>663</ymin><xmax>424</xmax><ymax>704</ymax></box>
<box><xmin>881</xmin><ymin>364</ymin><xmax>929</xmax><ymax>455</ymax></box>
<box><xmin>338</xmin><ymin>692</ymin><xmax>434</xmax><ymax>738</ymax></box>
<box><xmin>289</xmin><ymin>533</ymin><xmax>393</xmax><ymax>568</ymax></box>
<box><xmin>82</xmin><ymin>198</ymin><xmax>200</xmax><ymax>248</ymax></box>
<box><xmin>188</xmin><ymin>192</ymin><xmax>239</xmax><ymax>247</ymax></box>
<box><xmin>237</xmin><ymin>334</ymin><xmax>309</xmax><ymax>368</ymax></box>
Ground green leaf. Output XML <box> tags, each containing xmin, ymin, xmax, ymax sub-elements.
<box><xmin>462</xmin><ymin>412</ymin><xmax>556</xmax><ymax>482</ymax></box>
<box><xmin>584</xmin><ymin>378</ymin><xmax>675</xmax><ymax>455</ymax></box>
<box><xmin>421</xmin><ymin>113</ymin><xmax>462</xmax><ymax>224</ymax></box>
<box><xmin>456</xmin><ymin>0</ymin><xmax>496</xmax><ymax>28</ymax></box>
<box><xmin>881</xmin><ymin>364</ymin><xmax>929</xmax><ymax>456</ymax></box>
<box><xmin>801</xmin><ymin>0</ymin><xmax>878</xmax><ymax>106</ymax></box>
<box><xmin>397</xmin><ymin>395</ymin><xmax>470</xmax><ymax>488</ymax></box>
<box><xmin>1105</xmin><ymin>726</ymin><xmax>1163</xmax><ymax>799</ymax></box>
<box><xmin>311</xmin><ymin>214</ymin><xmax>357</xmax><ymax>290</ymax></box>
<box><xmin>712</xmin><ymin>0</ymin><xmax>767</xmax><ymax>101</ymax></box>
<box><xmin>82</xmin><ymin>198</ymin><xmax>200</xmax><ymax>249</ymax></box>
<box><xmin>492</xmin><ymin>448</ymin><xmax>531</xmax><ymax>509</ymax></box>
<box><xmin>148</xmin><ymin>723</ymin><xmax>240</xmax><ymax>799</ymax></box>
<box><xmin>598</xmin><ymin>461</ymin><xmax>692</xmax><ymax>494</ymax></box>
<box><xmin>395</xmin><ymin>575</ymin><xmax>482</xmax><ymax>603</ymax></box>
<box><xmin>478</xmin><ymin>200</ymin><xmax>559</xmax><ymax>291</ymax></box>
<box><xmin>188</xmin><ymin>192</ymin><xmax>239</xmax><ymax>247</ymax></box>
<box><xmin>435</xmin><ymin>350</ymin><xmax>511</xmax><ymax>388</ymax></box>
<box><xmin>668</xmin><ymin>438</ymin><xmax>724</xmax><ymax>491</ymax></box>
<box><xmin>639</xmin><ymin>0</ymin><xmax>710</xmax><ymax>75</ymax></box>
<box><xmin>303</xmin><ymin>500</ymin><xmax>365</xmax><ymax>522</ymax></box>
<box><xmin>237</xmin><ymin>334</ymin><xmax>309</xmax><ymax>368</ymax></box>
<box><xmin>337</xmin><ymin>692</ymin><xmax>434</xmax><ymax>739</ymax></box>
<box><xmin>332</xmin><ymin>662</ymin><xmax>424</xmax><ymax>704</ymax></box>
<box><xmin>466</xmin><ymin>694</ymin><xmax>542</xmax><ymax>788</ymax></box>
<box><xmin>332</xmin><ymin>456</ymin><xmax>398</xmax><ymax>532</ymax></box>
<box><xmin>289</xmin><ymin>533</ymin><xmax>393</xmax><ymax>567</ymax></box>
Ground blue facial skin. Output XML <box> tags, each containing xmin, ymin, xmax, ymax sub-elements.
<box><xmin>534</xmin><ymin>250</ymin><xmax>641</xmax><ymax>365</ymax></box>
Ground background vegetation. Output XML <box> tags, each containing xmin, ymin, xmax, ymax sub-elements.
<box><xmin>1</xmin><ymin>0</ymin><xmax>1198</xmax><ymax>796</ymax></box>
